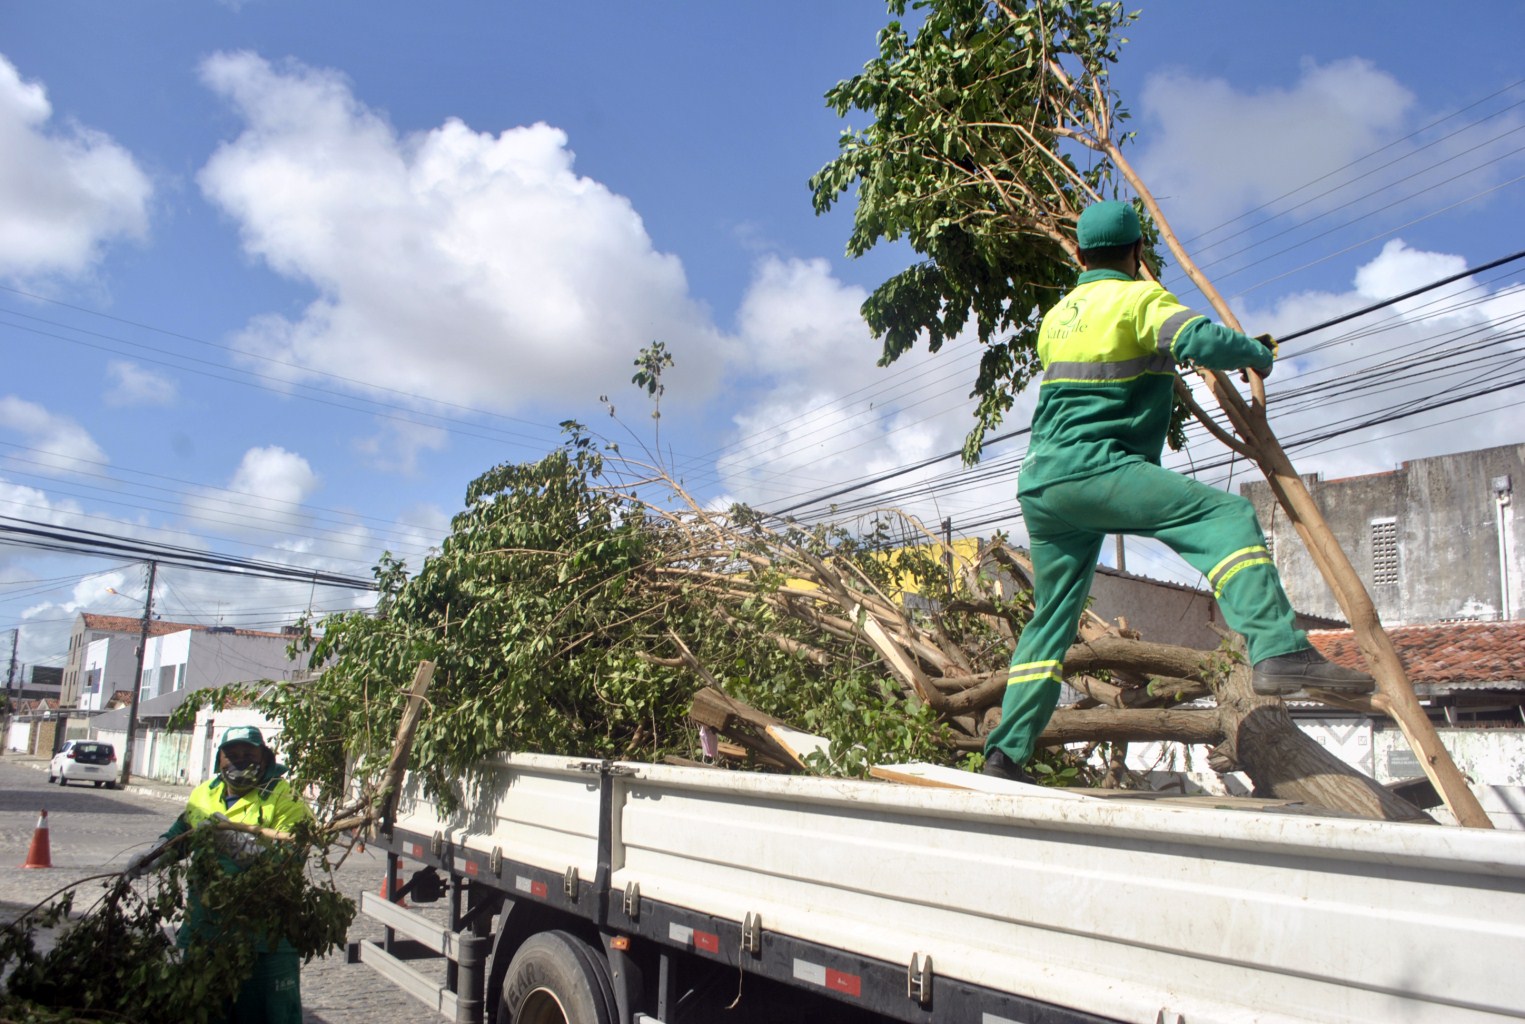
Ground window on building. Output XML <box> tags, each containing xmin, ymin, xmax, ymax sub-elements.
<box><xmin>175</xmin><ymin>664</ymin><xmax>187</xmax><ymax>691</ymax></box>
<box><xmin>1371</xmin><ymin>517</ymin><xmax>1399</xmax><ymax>585</ymax></box>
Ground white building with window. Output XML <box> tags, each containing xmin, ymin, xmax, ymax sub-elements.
<box><xmin>61</xmin><ymin>612</ymin><xmax>207</xmax><ymax>707</ymax></box>
<box><xmin>137</xmin><ymin>625</ymin><xmax>298</xmax><ymax>702</ymax></box>
<box><xmin>78</xmin><ymin>623</ymin><xmax>307</xmax><ymax>784</ymax></box>
<box><xmin>77</xmin><ymin>634</ymin><xmax>140</xmax><ymax>712</ymax></box>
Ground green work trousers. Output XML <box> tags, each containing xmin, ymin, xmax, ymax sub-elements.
<box><xmin>985</xmin><ymin>460</ymin><xmax>1309</xmax><ymax>764</ymax></box>
<box><xmin>216</xmin><ymin>951</ymin><xmax>302</xmax><ymax>1024</ymax></box>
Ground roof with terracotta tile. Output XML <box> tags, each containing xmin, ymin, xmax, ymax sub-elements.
<box><xmin>1310</xmin><ymin>621</ymin><xmax>1525</xmax><ymax>691</ymax></box>
<box><xmin>80</xmin><ymin>613</ymin><xmax>203</xmax><ymax>638</ymax></box>
<box><xmin>78</xmin><ymin>613</ymin><xmax>287</xmax><ymax>640</ymax></box>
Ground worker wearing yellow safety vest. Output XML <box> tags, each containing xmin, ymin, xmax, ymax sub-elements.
<box><xmin>982</xmin><ymin>201</ymin><xmax>1375</xmax><ymax>783</ymax></box>
<box><xmin>129</xmin><ymin>725</ymin><xmax>313</xmax><ymax>1022</ymax></box>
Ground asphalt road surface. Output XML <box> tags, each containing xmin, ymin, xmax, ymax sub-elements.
<box><xmin>0</xmin><ymin>753</ymin><xmax>449</xmax><ymax>1023</ymax></box>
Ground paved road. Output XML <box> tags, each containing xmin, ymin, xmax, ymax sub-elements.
<box><xmin>0</xmin><ymin>753</ymin><xmax>455</xmax><ymax>1024</ymax></box>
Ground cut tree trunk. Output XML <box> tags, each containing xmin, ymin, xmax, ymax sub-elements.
<box><xmin>1042</xmin><ymin>658</ymin><xmax>1431</xmax><ymax>822</ymax></box>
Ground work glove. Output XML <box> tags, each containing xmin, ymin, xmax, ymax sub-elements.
<box><xmin>1238</xmin><ymin>334</ymin><xmax>1274</xmax><ymax>383</ymax></box>
<box><xmin>124</xmin><ymin>850</ymin><xmax>157</xmax><ymax>880</ymax></box>
<box><xmin>1249</xmin><ymin>333</ymin><xmax>1277</xmax><ymax>379</ymax></box>
<box><xmin>209</xmin><ymin>812</ymin><xmax>263</xmax><ymax>865</ymax></box>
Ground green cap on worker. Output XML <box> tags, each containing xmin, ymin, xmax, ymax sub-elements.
<box><xmin>219</xmin><ymin>724</ymin><xmax>268</xmax><ymax>752</ymax></box>
<box><xmin>1076</xmin><ymin>200</ymin><xmax>1142</xmax><ymax>249</ymax></box>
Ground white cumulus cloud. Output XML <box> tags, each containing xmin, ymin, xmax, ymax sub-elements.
<box><xmin>354</xmin><ymin>418</ymin><xmax>449</xmax><ymax>475</ymax></box>
<box><xmin>195</xmin><ymin>51</ymin><xmax>729</xmax><ymax>415</ymax></box>
<box><xmin>104</xmin><ymin>360</ymin><xmax>179</xmax><ymax>408</ymax></box>
<box><xmin>717</xmin><ymin>256</ymin><xmax>1027</xmax><ymax>531</ymax></box>
<box><xmin>1214</xmin><ymin>239</ymin><xmax>1525</xmax><ymax>482</ymax></box>
<box><xmin>0</xmin><ymin>53</ymin><xmax>152</xmax><ymax>282</ymax></box>
<box><xmin>0</xmin><ymin>396</ymin><xmax>108</xmax><ymax>475</ymax></box>
<box><xmin>185</xmin><ymin>444</ymin><xmax>319</xmax><ymax>535</ymax></box>
<box><xmin>1136</xmin><ymin>58</ymin><xmax>1415</xmax><ymax>232</ymax></box>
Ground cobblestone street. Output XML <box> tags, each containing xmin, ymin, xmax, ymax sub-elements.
<box><xmin>0</xmin><ymin>753</ymin><xmax>451</xmax><ymax>1023</ymax></box>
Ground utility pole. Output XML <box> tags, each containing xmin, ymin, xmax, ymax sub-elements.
<box><xmin>941</xmin><ymin>518</ymin><xmax>954</xmax><ymax>599</ymax></box>
<box><xmin>119</xmin><ymin>560</ymin><xmax>157</xmax><ymax>788</ymax></box>
<box><xmin>5</xmin><ymin>628</ymin><xmax>16</xmax><ymax>692</ymax></box>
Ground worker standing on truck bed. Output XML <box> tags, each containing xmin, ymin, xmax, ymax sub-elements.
<box><xmin>983</xmin><ymin>200</ymin><xmax>1376</xmax><ymax>782</ymax></box>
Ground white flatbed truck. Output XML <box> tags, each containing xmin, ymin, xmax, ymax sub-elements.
<box><xmin>347</xmin><ymin>752</ymin><xmax>1525</xmax><ymax>1023</ymax></box>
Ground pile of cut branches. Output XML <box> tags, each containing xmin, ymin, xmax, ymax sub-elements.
<box><xmin>212</xmin><ymin>432</ymin><xmax>1425</xmax><ymax>824</ymax></box>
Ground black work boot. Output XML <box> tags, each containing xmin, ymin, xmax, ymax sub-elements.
<box><xmin>1252</xmin><ymin>648</ymin><xmax>1376</xmax><ymax>697</ymax></box>
<box><xmin>982</xmin><ymin>750</ymin><xmax>1035</xmax><ymax>784</ymax></box>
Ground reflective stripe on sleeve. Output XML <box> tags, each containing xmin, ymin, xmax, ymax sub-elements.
<box><xmin>1006</xmin><ymin>660</ymin><xmax>1064</xmax><ymax>686</ymax></box>
<box><xmin>1207</xmin><ymin>545</ymin><xmax>1274</xmax><ymax>599</ymax></box>
<box><xmin>1158</xmin><ymin>309</ymin><xmax>1201</xmax><ymax>359</ymax></box>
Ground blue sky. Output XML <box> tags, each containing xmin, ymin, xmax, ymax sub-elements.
<box><xmin>4</xmin><ymin>1</ymin><xmax>1525</xmax><ymax>676</ymax></box>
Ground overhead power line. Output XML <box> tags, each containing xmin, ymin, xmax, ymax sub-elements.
<box><xmin>0</xmin><ymin>516</ymin><xmax>379</xmax><ymax>591</ymax></box>
<box><xmin>764</xmin><ymin>247</ymin><xmax>1525</xmax><ymax>523</ymax></box>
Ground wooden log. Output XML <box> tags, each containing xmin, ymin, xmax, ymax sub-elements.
<box><xmin>688</xmin><ymin>686</ymin><xmax>800</xmax><ymax>770</ymax></box>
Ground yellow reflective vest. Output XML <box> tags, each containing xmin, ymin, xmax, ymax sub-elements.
<box><xmin>163</xmin><ymin>768</ymin><xmax>313</xmax><ymax>852</ymax></box>
<box><xmin>1020</xmin><ymin>270</ymin><xmax>1272</xmax><ymax>493</ymax></box>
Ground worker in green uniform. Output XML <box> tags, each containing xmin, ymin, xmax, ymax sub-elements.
<box><xmin>128</xmin><ymin>725</ymin><xmax>313</xmax><ymax>1022</ymax></box>
<box><xmin>983</xmin><ymin>201</ymin><xmax>1375</xmax><ymax>783</ymax></box>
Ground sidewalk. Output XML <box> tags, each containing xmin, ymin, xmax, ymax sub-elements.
<box><xmin>2</xmin><ymin>750</ymin><xmax>193</xmax><ymax>804</ymax></box>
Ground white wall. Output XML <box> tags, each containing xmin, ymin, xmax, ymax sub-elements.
<box><xmin>78</xmin><ymin>635</ymin><xmax>140</xmax><ymax>711</ymax></box>
<box><xmin>140</xmin><ymin>629</ymin><xmax>192</xmax><ymax>701</ymax></box>
<box><xmin>139</xmin><ymin>628</ymin><xmax>299</xmax><ymax>702</ymax></box>
<box><xmin>7</xmin><ymin>718</ymin><xmax>33</xmax><ymax>752</ymax></box>
<box><xmin>186</xmin><ymin>705</ymin><xmax>287</xmax><ymax>785</ymax></box>
<box><xmin>1121</xmin><ymin>720</ymin><xmax>1525</xmax><ymax>829</ymax></box>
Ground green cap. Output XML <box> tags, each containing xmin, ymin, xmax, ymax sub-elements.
<box><xmin>1076</xmin><ymin>201</ymin><xmax>1142</xmax><ymax>248</ymax></box>
<box><xmin>219</xmin><ymin>725</ymin><xmax>267</xmax><ymax>752</ymax></box>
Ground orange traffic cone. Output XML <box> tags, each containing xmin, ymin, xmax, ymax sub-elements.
<box><xmin>21</xmin><ymin>809</ymin><xmax>52</xmax><ymax>869</ymax></box>
<box><xmin>380</xmin><ymin>861</ymin><xmax>407</xmax><ymax>906</ymax></box>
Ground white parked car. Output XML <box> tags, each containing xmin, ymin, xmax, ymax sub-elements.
<box><xmin>48</xmin><ymin>740</ymin><xmax>118</xmax><ymax>788</ymax></box>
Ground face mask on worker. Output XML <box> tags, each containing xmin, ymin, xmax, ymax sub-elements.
<box><xmin>221</xmin><ymin>745</ymin><xmax>264</xmax><ymax>792</ymax></box>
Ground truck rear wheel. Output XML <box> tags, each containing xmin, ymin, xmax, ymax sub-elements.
<box><xmin>498</xmin><ymin>930</ymin><xmax>616</xmax><ymax>1024</ymax></box>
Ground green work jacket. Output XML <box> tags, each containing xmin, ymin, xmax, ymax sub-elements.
<box><xmin>1019</xmin><ymin>270</ymin><xmax>1272</xmax><ymax>493</ymax></box>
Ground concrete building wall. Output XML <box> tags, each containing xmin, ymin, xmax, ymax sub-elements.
<box><xmin>1242</xmin><ymin>443</ymin><xmax>1525</xmax><ymax>626</ymax></box>
<box><xmin>1087</xmin><ymin>572</ymin><xmax>1226</xmax><ymax>650</ymax></box>
<box><xmin>62</xmin><ymin>624</ymin><xmax>109</xmax><ymax>707</ymax></box>
<box><xmin>79</xmin><ymin>635</ymin><xmax>139</xmax><ymax>712</ymax></box>
<box><xmin>140</xmin><ymin>630</ymin><xmax>193</xmax><ymax>701</ymax></box>
<box><xmin>137</xmin><ymin>628</ymin><xmax>297</xmax><ymax>702</ymax></box>
<box><xmin>1086</xmin><ymin>566</ymin><xmax>1343</xmax><ymax>651</ymax></box>
<box><xmin>185</xmin><ymin>630</ymin><xmax>296</xmax><ymax>690</ymax></box>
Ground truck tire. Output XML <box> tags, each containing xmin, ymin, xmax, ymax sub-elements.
<box><xmin>498</xmin><ymin>930</ymin><xmax>616</xmax><ymax>1024</ymax></box>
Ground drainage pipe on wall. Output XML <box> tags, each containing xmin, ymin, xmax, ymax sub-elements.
<box><xmin>1494</xmin><ymin>475</ymin><xmax>1513</xmax><ymax>621</ymax></box>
